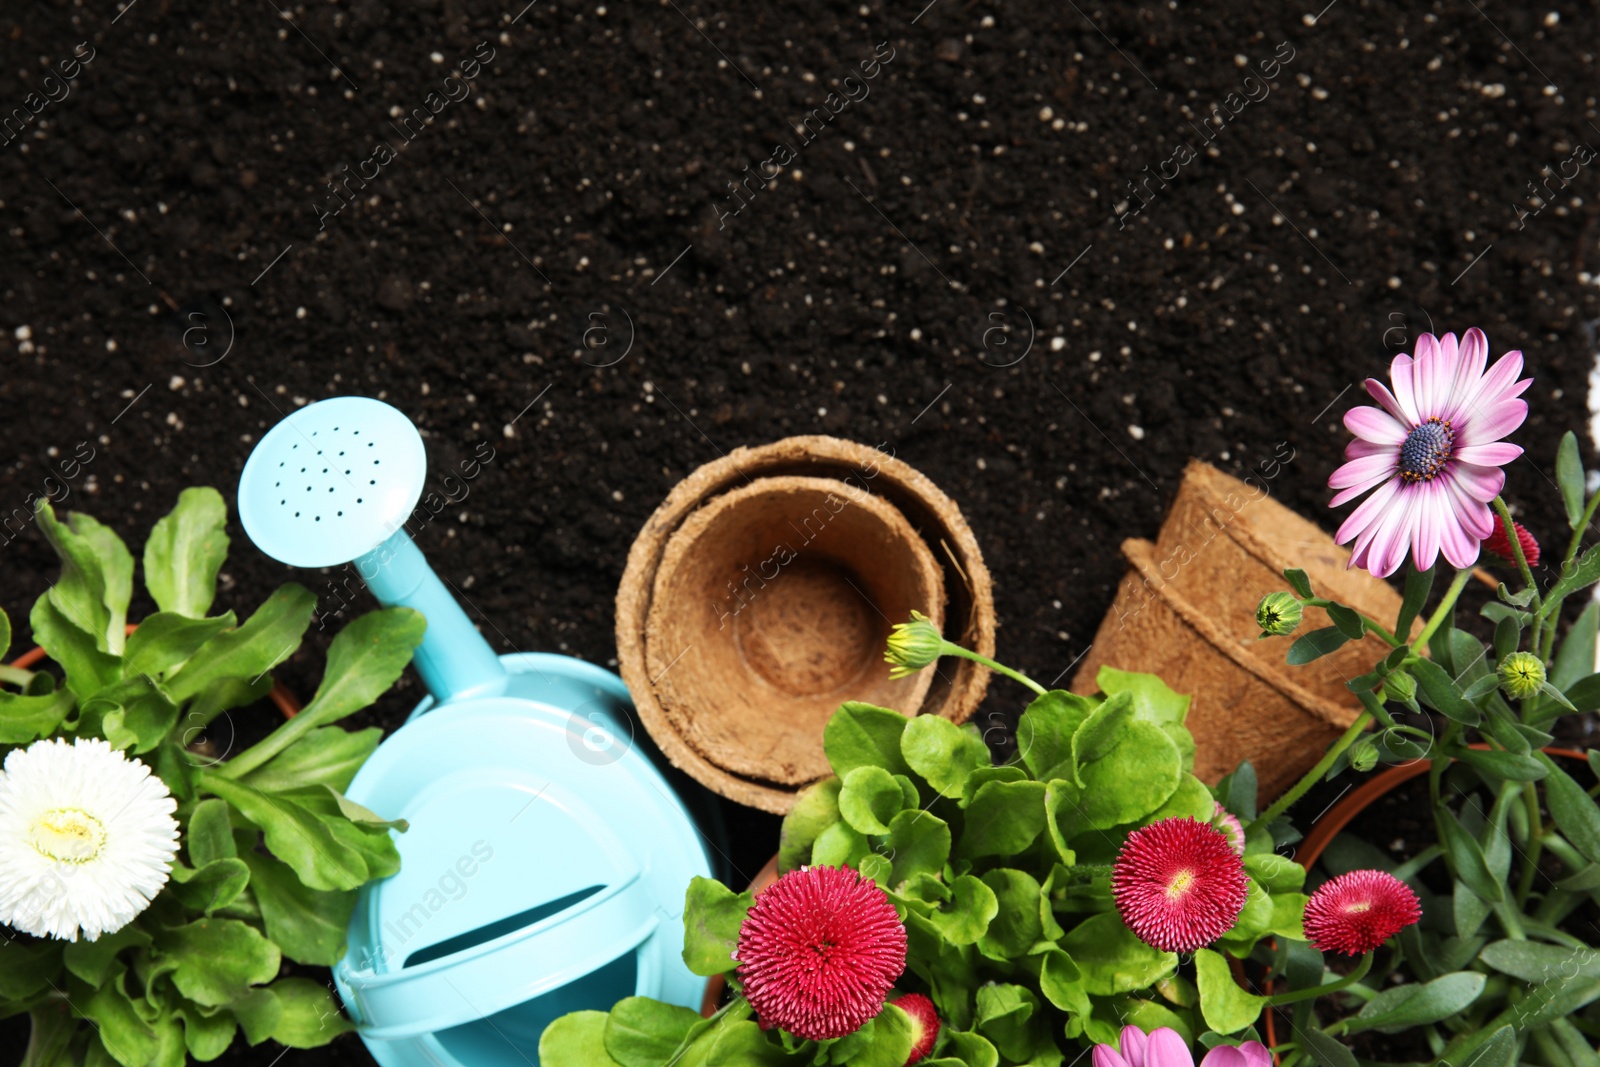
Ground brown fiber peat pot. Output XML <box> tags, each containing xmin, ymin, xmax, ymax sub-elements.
<box><xmin>617</xmin><ymin>436</ymin><xmax>995</xmax><ymax>814</ymax></box>
<box><xmin>1072</xmin><ymin>460</ymin><xmax>1408</xmax><ymax>801</ymax></box>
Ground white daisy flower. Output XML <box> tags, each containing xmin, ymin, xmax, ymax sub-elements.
<box><xmin>0</xmin><ymin>737</ymin><xmax>180</xmax><ymax>941</ymax></box>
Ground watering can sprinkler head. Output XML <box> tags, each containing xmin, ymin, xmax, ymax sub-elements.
<box><xmin>238</xmin><ymin>396</ymin><xmax>508</xmax><ymax>704</ymax></box>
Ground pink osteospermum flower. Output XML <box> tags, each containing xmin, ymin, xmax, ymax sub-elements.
<box><xmin>1303</xmin><ymin>869</ymin><xmax>1421</xmax><ymax>955</ymax></box>
<box><xmin>735</xmin><ymin>865</ymin><xmax>907</xmax><ymax>1040</ymax></box>
<box><xmin>1112</xmin><ymin>817</ymin><xmax>1249</xmax><ymax>953</ymax></box>
<box><xmin>1329</xmin><ymin>328</ymin><xmax>1531</xmax><ymax>579</ymax></box>
<box><xmin>1093</xmin><ymin>1027</ymin><xmax>1272</xmax><ymax>1067</ymax></box>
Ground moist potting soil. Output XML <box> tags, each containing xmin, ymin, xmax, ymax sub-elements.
<box><xmin>2</xmin><ymin>0</ymin><xmax>1599</xmax><ymax>1062</ymax></box>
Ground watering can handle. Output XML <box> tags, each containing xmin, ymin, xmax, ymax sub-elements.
<box><xmin>337</xmin><ymin>871</ymin><xmax>659</xmax><ymax>1041</ymax></box>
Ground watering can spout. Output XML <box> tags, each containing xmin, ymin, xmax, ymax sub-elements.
<box><xmin>359</xmin><ymin>531</ymin><xmax>508</xmax><ymax>704</ymax></box>
<box><xmin>236</xmin><ymin>395</ymin><xmax>508</xmax><ymax>706</ymax></box>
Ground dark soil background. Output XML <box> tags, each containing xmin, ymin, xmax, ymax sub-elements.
<box><xmin>3</xmin><ymin>0</ymin><xmax>1600</xmax><ymax>1062</ymax></box>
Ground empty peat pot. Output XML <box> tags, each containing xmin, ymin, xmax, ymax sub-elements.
<box><xmin>618</xmin><ymin>436</ymin><xmax>996</xmax><ymax>813</ymax></box>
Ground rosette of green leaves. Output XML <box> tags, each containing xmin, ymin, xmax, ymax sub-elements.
<box><xmin>541</xmin><ymin>668</ymin><xmax>1302</xmax><ymax>1067</ymax></box>
<box><xmin>0</xmin><ymin>490</ymin><xmax>423</xmax><ymax>1067</ymax></box>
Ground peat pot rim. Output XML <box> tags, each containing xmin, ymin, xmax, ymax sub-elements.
<box><xmin>617</xmin><ymin>435</ymin><xmax>996</xmax><ymax>815</ymax></box>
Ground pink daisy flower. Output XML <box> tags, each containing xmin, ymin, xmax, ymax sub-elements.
<box><xmin>1093</xmin><ymin>1026</ymin><xmax>1271</xmax><ymax>1067</ymax></box>
<box><xmin>1112</xmin><ymin>817</ymin><xmax>1249</xmax><ymax>953</ymax></box>
<box><xmin>734</xmin><ymin>865</ymin><xmax>907</xmax><ymax>1040</ymax></box>
<box><xmin>1329</xmin><ymin>328</ymin><xmax>1531</xmax><ymax>579</ymax></box>
<box><xmin>1303</xmin><ymin>869</ymin><xmax>1421</xmax><ymax>955</ymax></box>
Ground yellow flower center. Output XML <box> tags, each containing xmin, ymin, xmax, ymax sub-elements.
<box><xmin>1344</xmin><ymin>901</ymin><xmax>1372</xmax><ymax>914</ymax></box>
<box><xmin>1166</xmin><ymin>869</ymin><xmax>1196</xmax><ymax>899</ymax></box>
<box><xmin>29</xmin><ymin>807</ymin><xmax>107</xmax><ymax>864</ymax></box>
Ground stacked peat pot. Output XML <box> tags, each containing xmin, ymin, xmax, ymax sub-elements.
<box><xmin>1073</xmin><ymin>460</ymin><xmax>1406</xmax><ymax>800</ymax></box>
<box><xmin>617</xmin><ymin>436</ymin><xmax>997</xmax><ymax>814</ymax></box>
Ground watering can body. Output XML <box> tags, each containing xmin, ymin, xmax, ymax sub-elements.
<box><xmin>238</xmin><ymin>397</ymin><xmax>715</xmax><ymax>1067</ymax></box>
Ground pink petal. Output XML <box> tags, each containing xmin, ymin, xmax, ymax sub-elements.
<box><xmin>1330</xmin><ymin>453</ymin><xmax>1397</xmax><ymax>490</ymax></box>
<box><xmin>1336</xmin><ymin>477</ymin><xmax>1401</xmax><ymax>544</ymax></box>
<box><xmin>1450</xmin><ymin>460</ymin><xmax>1507</xmax><ymax>502</ymax></box>
<box><xmin>1238</xmin><ymin>1042</ymin><xmax>1273</xmax><ymax>1067</ymax></box>
<box><xmin>1198</xmin><ymin>1048</ymin><xmax>1248</xmax><ymax>1067</ymax></box>
<box><xmin>1443</xmin><ymin>472</ymin><xmax>1495</xmax><ymax>539</ymax></box>
<box><xmin>1439</xmin><ymin>328</ymin><xmax>1489</xmax><ymax>423</ymax></box>
<box><xmin>1345</xmin><ymin>437</ymin><xmax>1393</xmax><ymax>461</ymax></box>
<box><xmin>1389</xmin><ymin>352</ymin><xmax>1419</xmax><ymax>425</ymax></box>
<box><xmin>1454</xmin><ymin>442</ymin><xmax>1522</xmax><ymax>467</ymax></box>
<box><xmin>1145</xmin><ymin>1029</ymin><xmax>1195</xmax><ymax>1067</ymax></box>
<box><xmin>1438</xmin><ymin>492</ymin><xmax>1485</xmax><ymax>570</ymax></box>
<box><xmin>1410</xmin><ymin>482</ymin><xmax>1444</xmax><ymax>573</ymax></box>
<box><xmin>1413</xmin><ymin>333</ymin><xmax>1451</xmax><ymax>417</ymax></box>
<box><xmin>1458</xmin><ymin>398</ymin><xmax>1528</xmax><ymax>447</ymax></box>
<box><xmin>1345</xmin><ymin>405</ymin><xmax>1407</xmax><ymax>445</ymax></box>
<box><xmin>1121</xmin><ymin>1026</ymin><xmax>1149</xmax><ymax>1067</ymax></box>
<box><xmin>1364</xmin><ymin>379</ymin><xmax>1411</xmax><ymax>424</ymax></box>
<box><xmin>1451</xmin><ymin>349</ymin><xmax>1528</xmax><ymax>424</ymax></box>
<box><xmin>1365</xmin><ymin>487</ymin><xmax>1417</xmax><ymax>578</ymax></box>
<box><xmin>1096</xmin><ymin>1047</ymin><xmax>1133</xmax><ymax>1067</ymax></box>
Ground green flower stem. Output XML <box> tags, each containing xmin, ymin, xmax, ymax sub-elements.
<box><xmin>664</xmin><ymin>994</ymin><xmax>753</xmax><ymax>1067</ymax></box>
<box><xmin>941</xmin><ymin>645</ymin><xmax>1047</xmax><ymax>696</ymax></box>
<box><xmin>1245</xmin><ymin>710</ymin><xmax>1373</xmax><ymax>837</ymax></box>
<box><xmin>1302</xmin><ymin>599</ymin><xmax>1401</xmax><ymax>647</ymax></box>
<box><xmin>1491</xmin><ymin>497</ymin><xmax>1541</xmax><ymax>612</ymax></box>
<box><xmin>1409</xmin><ymin>568</ymin><xmax>1473</xmax><ymax>654</ymax></box>
<box><xmin>1264</xmin><ymin>953</ymin><xmax>1374</xmax><ymax>1006</ymax></box>
<box><xmin>1514</xmin><ymin>781</ymin><xmax>1545</xmax><ymax>909</ymax></box>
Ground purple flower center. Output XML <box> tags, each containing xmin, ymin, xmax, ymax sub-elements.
<box><xmin>1398</xmin><ymin>418</ymin><xmax>1454</xmax><ymax>481</ymax></box>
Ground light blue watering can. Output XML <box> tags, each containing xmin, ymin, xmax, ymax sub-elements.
<box><xmin>238</xmin><ymin>396</ymin><xmax>714</xmax><ymax>1067</ymax></box>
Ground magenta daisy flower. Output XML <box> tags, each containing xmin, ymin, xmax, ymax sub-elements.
<box><xmin>1112</xmin><ymin>817</ymin><xmax>1248</xmax><ymax>953</ymax></box>
<box><xmin>1329</xmin><ymin>328</ymin><xmax>1531</xmax><ymax>578</ymax></box>
<box><xmin>1303</xmin><ymin>869</ymin><xmax>1421</xmax><ymax>955</ymax></box>
<box><xmin>734</xmin><ymin>865</ymin><xmax>907</xmax><ymax>1040</ymax></box>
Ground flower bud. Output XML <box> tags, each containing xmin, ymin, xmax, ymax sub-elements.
<box><xmin>885</xmin><ymin>610</ymin><xmax>947</xmax><ymax>679</ymax></box>
<box><xmin>1256</xmin><ymin>592</ymin><xmax>1304</xmax><ymax>638</ymax></box>
<box><xmin>1350</xmin><ymin>737</ymin><xmax>1379</xmax><ymax>773</ymax></box>
<box><xmin>1382</xmin><ymin>670</ymin><xmax>1417</xmax><ymax>704</ymax></box>
<box><xmin>1498</xmin><ymin>651</ymin><xmax>1546</xmax><ymax>701</ymax></box>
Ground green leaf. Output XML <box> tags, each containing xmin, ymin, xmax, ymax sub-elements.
<box><xmin>1348</xmin><ymin>971</ymin><xmax>1485</xmax><ymax>1034</ymax></box>
<box><xmin>165</xmin><ymin>584</ymin><xmax>316</xmax><ymax>703</ymax></box>
<box><xmin>63</xmin><ymin>926</ymin><xmax>152</xmax><ymax>987</ymax></box>
<box><xmin>1071</xmin><ymin>690</ymin><xmax>1134</xmax><ymax>768</ymax></box>
<box><xmin>977</xmin><ymin>869</ymin><xmax>1043</xmax><ymax>959</ymax></box>
<box><xmin>1553</xmin><ymin>602</ymin><xmax>1599</xmax><ymax>690</ymax></box>
<box><xmin>1283</xmin><ymin>568</ymin><xmax>1314</xmax><ymax>598</ymax></box>
<box><xmin>682</xmin><ymin>877</ymin><xmax>751</xmax><ymax>977</ymax></box>
<box><xmin>928</xmin><ymin>874</ymin><xmax>998</xmax><ymax>945</ymax></box>
<box><xmin>1395</xmin><ymin>565</ymin><xmax>1434</xmax><ymax>641</ymax></box>
<box><xmin>834</xmin><ymin>1004</ymin><xmax>915</xmax><ymax>1067</ymax></box>
<box><xmin>265</xmin><ymin>976</ymin><xmax>356</xmax><ymax>1048</ymax></box>
<box><xmin>30</xmin><ymin>594</ymin><xmax>120</xmax><ymax>700</ymax></box>
<box><xmin>229</xmin><ymin>987</ymin><xmax>283</xmax><ymax>1047</ymax></box>
<box><xmin>884</xmin><ymin>809</ymin><xmax>951</xmax><ymax>889</ymax></box>
<box><xmin>1285</xmin><ymin>626</ymin><xmax>1349</xmax><ymax>665</ymax></box>
<box><xmin>540</xmin><ymin>1011</ymin><xmax>627</xmax><ymax>1067</ymax></box>
<box><xmin>240</xmin><ymin>725</ymin><xmax>382</xmax><ymax>793</ymax></box>
<box><xmin>1224</xmin><ymin>762</ymin><xmax>1258</xmax><ymax>821</ymax></box>
<box><xmin>144</xmin><ymin>487</ymin><xmax>230</xmax><ymax>618</ymax></box>
<box><xmin>1542</xmin><ymin>754</ymin><xmax>1600</xmax><ymax>864</ymax></box>
<box><xmin>199</xmin><ymin>775</ymin><xmax>372</xmax><ymax>891</ymax></box>
<box><xmin>1096</xmin><ymin>667</ymin><xmax>1192</xmax><ymax>725</ymax></box>
<box><xmin>1016</xmin><ymin>689</ymin><xmax>1096</xmax><ymax>782</ymax></box>
<box><xmin>603</xmin><ymin>997</ymin><xmax>703</xmax><ymax>1067</ymax></box>
<box><xmin>240</xmin><ymin>850</ymin><xmax>356</xmax><ymax>966</ymax></box>
<box><xmin>839</xmin><ymin>766</ymin><xmax>904</xmax><ymax>834</ymax></box>
<box><xmin>973</xmin><ymin>984</ymin><xmax>1040</xmax><ymax>1064</ymax></box>
<box><xmin>943</xmin><ymin>1030</ymin><xmax>1001</xmax><ymax>1067</ymax></box>
<box><xmin>170</xmin><ymin>857</ymin><xmax>251</xmax><ymax>914</ymax></box>
<box><xmin>1439</xmin><ymin>807</ymin><xmax>1503</xmax><ymax>902</ymax></box>
<box><xmin>80</xmin><ymin>969</ymin><xmax>159</xmax><ymax>1067</ymax></box>
<box><xmin>1145</xmin><ymin>772</ymin><xmax>1217</xmax><ymax>825</ymax></box>
<box><xmin>1559</xmin><ymin>431</ymin><xmax>1585</xmax><ymax>527</ymax></box>
<box><xmin>1045</xmin><ymin>779</ymin><xmax>1083</xmax><ymax>865</ymax></box>
<box><xmin>34</xmin><ymin>501</ymin><xmax>126</xmax><ymax>654</ymax></box>
<box><xmin>823</xmin><ymin>702</ymin><xmax>913</xmax><ymax>778</ymax></box>
<box><xmin>1458</xmin><ymin>1027</ymin><xmax>1516</xmax><ymax>1067</ymax></box>
<box><xmin>1456</xmin><ymin>748</ymin><xmax>1547</xmax><ymax>782</ymax></box>
<box><xmin>1299</xmin><ymin>1028</ymin><xmax>1358</xmax><ymax>1067</ymax></box>
<box><xmin>1075</xmin><ymin>721</ymin><xmax>1181</xmax><ymax>829</ymax></box>
<box><xmin>1195</xmin><ymin>948</ymin><xmax>1266</xmax><ymax>1034</ymax></box>
<box><xmin>0</xmin><ymin>687</ymin><xmax>73</xmax><ymax>744</ymax></box>
<box><xmin>1325</xmin><ymin>603</ymin><xmax>1366</xmax><ymax>641</ymax></box>
<box><xmin>812</xmin><ymin>821</ymin><xmax>869</xmax><ymax>868</ymax></box>
<box><xmin>175</xmin><ymin>996</ymin><xmax>238</xmax><ymax>1060</ymax></box>
<box><xmin>123</xmin><ymin>612</ymin><xmax>237</xmax><ymax>680</ymax></box>
<box><xmin>1410</xmin><ymin>658</ymin><xmax>1481</xmax><ymax>725</ymax></box>
<box><xmin>902</xmin><ymin>714</ymin><xmax>990</xmax><ymax>798</ymax></box>
<box><xmin>84</xmin><ymin>675</ymin><xmax>179</xmax><ymax>754</ymax></box>
<box><xmin>1061</xmin><ymin>911</ymin><xmax>1177</xmax><ymax>996</ymax></box>
<box><xmin>778</xmin><ymin>777</ymin><xmax>842</xmax><ymax>873</ymax></box>
<box><xmin>1243</xmin><ymin>852</ymin><xmax>1307</xmax><ymax>892</ymax></box>
<box><xmin>156</xmin><ymin>918</ymin><xmax>281</xmax><ymax>1008</ymax></box>
<box><xmin>1479</xmin><ymin>939</ymin><xmax>1600</xmax><ymax>983</ymax></box>
<box><xmin>1547</xmin><ymin>543</ymin><xmax>1600</xmax><ymax>605</ymax></box>
<box><xmin>0</xmin><ymin>606</ymin><xmax>10</xmax><ymax>663</ymax></box>
<box><xmin>958</xmin><ymin>780</ymin><xmax>1047</xmax><ymax>859</ymax></box>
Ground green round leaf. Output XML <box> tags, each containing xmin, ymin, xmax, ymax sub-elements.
<box><xmin>1195</xmin><ymin>948</ymin><xmax>1266</xmax><ymax>1034</ymax></box>
<box><xmin>902</xmin><ymin>715</ymin><xmax>990</xmax><ymax>799</ymax></box>
<box><xmin>840</xmin><ymin>766</ymin><xmax>906</xmax><ymax>835</ymax></box>
<box><xmin>928</xmin><ymin>874</ymin><xmax>999</xmax><ymax>945</ymax></box>
<box><xmin>1075</xmin><ymin>721</ymin><xmax>1181</xmax><ymax>829</ymax></box>
<box><xmin>1060</xmin><ymin>912</ymin><xmax>1177</xmax><ymax>996</ymax></box>
<box><xmin>778</xmin><ymin>777</ymin><xmax>842</xmax><ymax>873</ymax></box>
